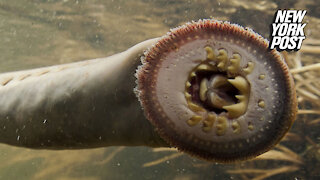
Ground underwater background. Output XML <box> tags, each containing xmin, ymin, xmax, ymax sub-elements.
<box><xmin>0</xmin><ymin>0</ymin><xmax>319</xmax><ymax>179</ymax></box>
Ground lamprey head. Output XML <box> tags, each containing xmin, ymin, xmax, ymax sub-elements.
<box><xmin>135</xmin><ymin>19</ymin><xmax>297</xmax><ymax>162</ymax></box>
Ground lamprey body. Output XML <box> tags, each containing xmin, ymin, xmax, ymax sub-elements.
<box><xmin>0</xmin><ymin>20</ymin><xmax>297</xmax><ymax>163</ymax></box>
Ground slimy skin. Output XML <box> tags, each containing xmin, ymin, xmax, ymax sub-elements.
<box><xmin>0</xmin><ymin>38</ymin><xmax>167</xmax><ymax>149</ymax></box>
<box><xmin>0</xmin><ymin>20</ymin><xmax>297</xmax><ymax>163</ymax></box>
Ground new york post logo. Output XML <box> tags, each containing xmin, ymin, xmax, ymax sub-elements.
<box><xmin>269</xmin><ymin>10</ymin><xmax>307</xmax><ymax>51</ymax></box>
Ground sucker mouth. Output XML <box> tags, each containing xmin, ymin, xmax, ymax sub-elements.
<box><xmin>136</xmin><ymin>19</ymin><xmax>297</xmax><ymax>162</ymax></box>
<box><xmin>184</xmin><ymin>46</ymin><xmax>251</xmax><ymax>125</ymax></box>
<box><xmin>190</xmin><ymin>72</ymin><xmax>239</xmax><ymax>114</ymax></box>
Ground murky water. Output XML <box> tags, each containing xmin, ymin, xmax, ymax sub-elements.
<box><xmin>0</xmin><ymin>0</ymin><xmax>319</xmax><ymax>179</ymax></box>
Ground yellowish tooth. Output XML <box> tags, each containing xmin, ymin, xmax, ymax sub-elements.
<box><xmin>232</xmin><ymin>121</ymin><xmax>241</xmax><ymax>134</ymax></box>
<box><xmin>216</xmin><ymin>116</ymin><xmax>227</xmax><ymax>136</ymax></box>
<box><xmin>227</xmin><ymin>76</ymin><xmax>249</xmax><ymax>93</ymax></box>
<box><xmin>227</xmin><ymin>66</ymin><xmax>235</xmax><ymax>72</ymax></box>
<box><xmin>185</xmin><ymin>81</ymin><xmax>191</xmax><ymax>88</ymax></box>
<box><xmin>208</xmin><ymin>113</ymin><xmax>216</xmax><ymax>121</ymax></box>
<box><xmin>187</xmin><ymin>101</ymin><xmax>206</xmax><ymax>112</ymax></box>
<box><xmin>202</xmin><ymin>113</ymin><xmax>216</xmax><ymax>132</ymax></box>
<box><xmin>235</xmin><ymin>95</ymin><xmax>245</xmax><ymax>100</ymax></box>
<box><xmin>248</xmin><ymin>122</ymin><xmax>254</xmax><ymax>131</ymax></box>
<box><xmin>224</xmin><ymin>76</ymin><xmax>250</xmax><ymax>118</ymax></box>
<box><xmin>217</xmin><ymin>49</ymin><xmax>228</xmax><ymax>61</ymax></box>
<box><xmin>223</xmin><ymin>102</ymin><xmax>247</xmax><ymax>119</ymax></box>
<box><xmin>217</xmin><ymin>62</ymin><xmax>225</xmax><ymax>69</ymax></box>
<box><xmin>258</xmin><ymin>100</ymin><xmax>265</xmax><ymax>108</ymax></box>
<box><xmin>199</xmin><ymin>78</ymin><xmax>208</xmax><ymax>102</ymax></box>
<box><xmin>216</xmin><ymin>49</ymin><xmax>228</xmax><ymax>70</ymax></box>
<box><xmin>243</xmin><ymin>62</ymin><xmax>255</xmax><ymax>74</ymax></box>
<box><xmin>187</xmin><ymin>115</ymin><xmax>203</xmax><ymax>126</ymax></box>
<box><xmin>259</xmin><ymin>74</ymin><xmax>265</xmax><ymax>80</ymax></box>
<box><xmin>204</xmin><ymin>46</ymin><xmax>215</xmax><ymax>60</ymax></box>
<box><xmin>190</xmin><ymin>71</ymin><xmax>196</xmax><ymax>77</ymax></box>
<box><xmin>197</xmin><ymin>64</ymin><xmax>215</xmax><ymax>71</ymax></box>
<box><xmin>184</xmin><ymin>92</ymin><xmax>192</xmax><ymax>101</ymax></box>
<box><xmin>228</xmin><ymin>54</ymin><xmax>241</xmax><ymax>74</ymax></box>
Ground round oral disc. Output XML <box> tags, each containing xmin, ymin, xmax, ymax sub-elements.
<box><xmin>136</xmin><ymin>19</ymin><xmax>297</xmax><ymax>162</ymax></box>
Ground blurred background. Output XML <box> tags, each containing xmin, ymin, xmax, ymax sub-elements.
<box><xmin>0</xmin><ymin>0</ymin><xmax>319</xmax><ymax>179</ymax></box>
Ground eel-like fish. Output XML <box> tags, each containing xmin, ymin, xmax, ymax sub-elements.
<box><xmin>0</xmin><ymin>20</ymin><xmax>297</xmax><ymax>162</ymax></box>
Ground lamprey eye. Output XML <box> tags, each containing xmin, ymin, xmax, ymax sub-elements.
<box><xmin>135</xmin><ymin>19</ymin><xmax>297</xmax><ymax>162</ymax></box>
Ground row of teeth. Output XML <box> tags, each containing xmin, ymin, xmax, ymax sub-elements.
<box><xmin>184</xmin><ymin>46</ymin><xmax>260</xmax><ymax>135</ymax></box>
<box><xmin>204</xmin><ymin>46</ymin><xmax>255</xmax><ymax>75</ymax></box>
<box><xmin>185</xmin><ymin>76</ymin><xmax>250</xmax><ymax>135</ymax></box>
<box><xmin>187</xmin><ymin>113</ymin><xmax>242</xmax><ymax>136</ymax></box>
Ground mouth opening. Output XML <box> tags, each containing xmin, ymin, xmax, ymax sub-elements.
<box><xmin>188</xmin><ymin>71</ymin><xmax>240</xmax><ymax>115</ymax></box>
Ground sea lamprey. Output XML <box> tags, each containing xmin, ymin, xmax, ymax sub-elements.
<box><xmin>0</xmin><ymin>19</ymin><xmax>297</xmax><ymax>163</ymax></box>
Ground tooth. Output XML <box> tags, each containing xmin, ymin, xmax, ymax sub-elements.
<box><xmin>197</xmin><ymin>64</ymin><xmax>215</xmax><ymax>71</ymax></box>
<box><xmin>258</xmin><ymin>100</ymin><xmax>265</xmax><ymax>108</ymax></box>
<box><xmin>216</xmin><ymin>116</ymin><xmax>227</xmax><ymax>136</ymax></box>
<box><xmin>223</xmin><ymin>102</ymin><xmax>247</xmax><ymax>118</ymax></box>
<box><xmin>232</xmin><ymin>121</ymin><xmax>241</xmax><ymax>134</ymax></box>
<box><xmin>217</xmin><ymin>62</ymin><xmax>225</xmax><ymax>69</ymax></box>
<box><xmin>259</xmin><ymin>74</ymin><xmax>265</xmax><ymax>80</ymax></box>
<box><xmin>228</xmin><ymin>54</ymin><xmax>241</xmax><ymax>74</ymax></box>
<box><xmin>227</xmin><ymin>76</ymin><xmax>249</xmax><ymax>94</ymax></box>
<box><xmin>248</xmin><ymin>122</ymin><xmax>254</xmax><ymax>131</ymax></box>
<box><xmin>207</xmin><ymin>113</ymin><xmax>216</xmax><ymax>121</ymax></box>
<box><xmin>187</xmin><ymin>115</ymin><xmax>203</xmax><ymax>126</ymax></box>
<box><xmin>185</xmin><ymin>81</ymin><xmax>191</xmax><ymax>88</ymax></box>
<box><xmin>235</xmin><ymin>95</ymin><xmax>245</xmax><ymax>100</ymax></box>
<box><xmin>202</xmin><ymin>113</ymin><xmax>216</xmax><ymax>132</ymax></box>
<box><xmin>224</xmin><ymin>76</ymin><xmax>250</xmax><ymax>118</ymax></box>
<box><xmin>190</xmin><ymin>71</ymin><xmax>196</xmax><ymax>77</ymax></box>
<box><xmin>204</xmin><ymin>46</ymin><xmax>215</xmax><ymax>60</ymax></box>
<box><xmin>184</xmin><ymin>92</ymin><xmax>192</xmax><ymax>100</ymax></box>
<box><xmin>243</xmin><ymin>62</ymin><xmax>255</xmax><ymax>74</ymax></box>
<box><xmin>217</xmin><ymin>49</ymin><xmax>228</xmax><ymax>61</ymax></box>
<box><xmin>187</xmin><ymin>101</ymin><xmax>206</xmax><ymax>112</ymax></box>
<box><xmin>199</xmin><ymin>78</ymin><xmax>208</xmax><ymax>101</ymax></box>
<box><xmin>216</xmin><ymin>49</ymin><xmax>228</xmax><ymax>70</ymax></box>
<box><xmin>227</xmin><ymin>66</ymin><xmax>235</xmax><ymax>72</ymax></box>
